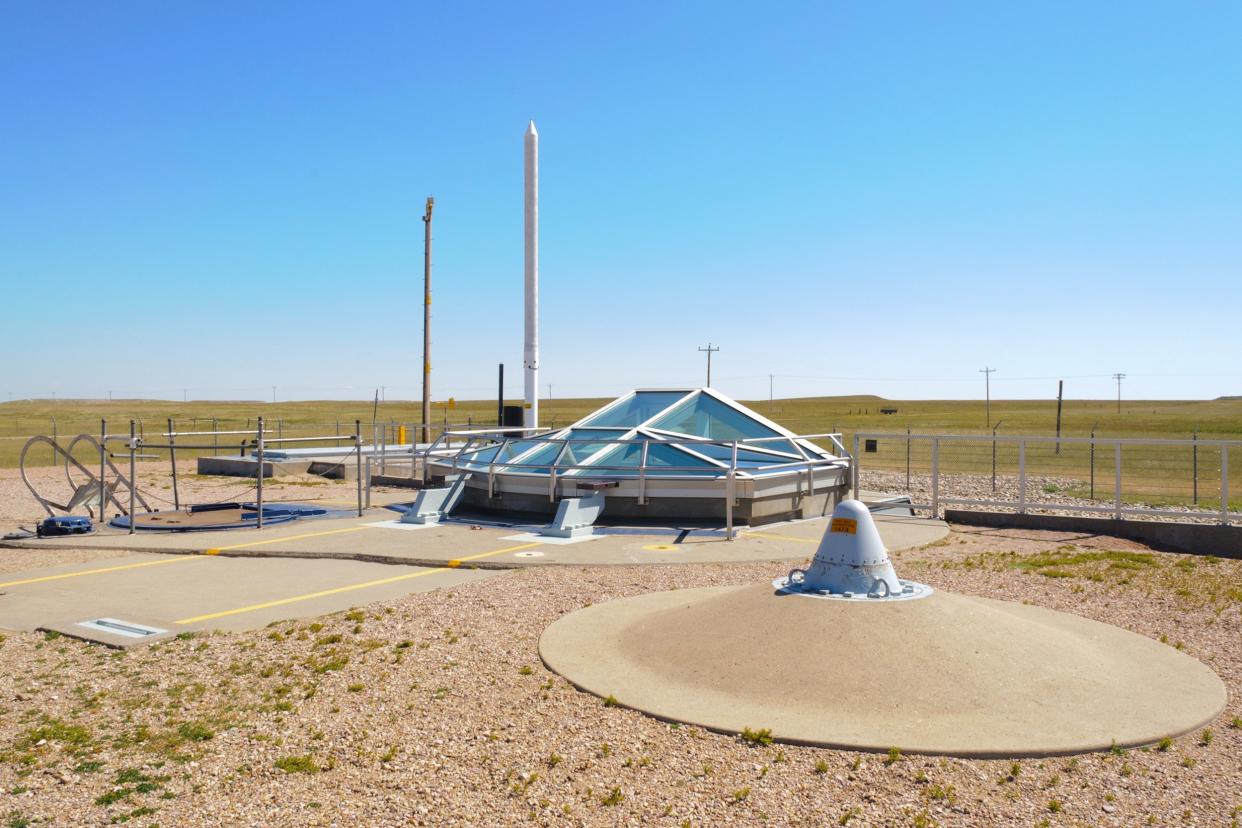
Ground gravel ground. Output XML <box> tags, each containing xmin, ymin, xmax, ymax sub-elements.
<box><xmin>0</xmin><ymin>526</ymin><xmax>1237</xmax><ymax>827</ymax></box>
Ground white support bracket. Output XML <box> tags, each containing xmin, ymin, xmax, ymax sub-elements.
<box><xmin>400</xmin><ymin>475</ymin><xmax>468</xmax><ymax>525</ymax></box>
<box><xmin>540</xmin><ymin>491</ymin><xmax>605</xmax><ymax>539</ymax></box>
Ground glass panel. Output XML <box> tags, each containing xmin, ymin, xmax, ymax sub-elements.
<box><xmin>677</xmin><ymin>443</ymin><xmax>800</xmax><ymax>466</ymax></box>
<box><xmin>456</xmin><ymin>444</ymin><xmax>501</xmax><ymax>465</ymax></box>
<box><xmin>561</xmin><ymin>429</ymin><xmax>620</xmax><ymax>464</ymax></box>
<box><xmin>580</xmin><ymin>391</ymin><xmax>689</xmax><ymax>428</ymax></box>
<box><xmin>585</xmin><ymin>441</ymin><xmax>722</xmax><ymax>477</ymax></box>
<box><xmin>649</xmin><ymin>393</ymin><xmax>782</xmax><ymax>441</ymax></box>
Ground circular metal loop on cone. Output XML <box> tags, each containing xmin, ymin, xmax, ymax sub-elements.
<box><xmin>539</xmin><ymin>583</ymin><xmax>1227</xmax><ymax>757</ymax></box>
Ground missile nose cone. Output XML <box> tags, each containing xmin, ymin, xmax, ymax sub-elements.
<box><xmin>526</xmin><ymin>120</ymin><xmax>538</xmax><ymax>136</ymax></box>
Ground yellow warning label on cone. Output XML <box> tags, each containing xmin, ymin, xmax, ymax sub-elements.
<box><xmin>830</xmin><ymin>518</ymin><xmax>858</xmax><ymax>534</ymax></box>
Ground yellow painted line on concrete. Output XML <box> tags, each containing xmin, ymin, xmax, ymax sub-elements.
<box><xmin>0</xmin><ymin>556</ymin><xmax>199</xmax><ymax>589</ymax></box>
<box><xmin>203</xmin><ymin>525</ymin><xmax>371</xmax><ymax>555</ymax></box>
<box><xmin>175</xmin><ymin>541</ymin><xmax>543</xmax><ymax>625</ymax></box>
<box><xmin>447</xmin><ymin>542</ymin><xmax>541</xmax><ymax>568</ymax></box>
<box><xmin>742</xmin><ymin>531</ymin><xmax>819</xmax><ymax>544</ymax></box>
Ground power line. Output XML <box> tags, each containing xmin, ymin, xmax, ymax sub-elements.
<box><xmin>1113</xmin><ymin>372</ymin><xmax>1127</xmax><ymax>414</ymax></box>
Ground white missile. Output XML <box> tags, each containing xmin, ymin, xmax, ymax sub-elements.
<box><xmin>523</xmin><ymin>120</ymin><xmax>539</xmax><ymax>430</ymax></box>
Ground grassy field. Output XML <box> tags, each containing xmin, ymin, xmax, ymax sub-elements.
<box><xmin>3</xmin><ymin>394</ymin><xmax>1240</xmax><ymax>509</ymax></box>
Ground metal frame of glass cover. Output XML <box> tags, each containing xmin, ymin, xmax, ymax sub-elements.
<box><xmin>436</xmin><ymin>388</ymin><xmax>844</xmax><ymax>480</ymax></box>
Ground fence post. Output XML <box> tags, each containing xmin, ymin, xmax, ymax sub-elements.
<box><xmin>213</xmin><ymin>417</ymin><xmax>218</xmax><ymax>456</ymax></box>
<box><xmin>1192</xmin><ymin>431</ymin><xmax>1198</xmax><ymax>506</ymax></box>
<box><xmin>365</xmin><ymin>456</ymin><xmax>373</xmax><ymax>509</ymax></box>
<box><xmin>1018</xmin><ymin>439</ymin><xmax>1026</xmax><ymax>514</ymax></box>
<box><xmin>906</xmin><ymin>426</ymin><xmax>911</xmax><ymax>492</ymax></box>
<box><xmin>930</xmin><ymin>438</ymin><xmax>940</xmax><ymax>519</ymax></box>
<box><xmin>1222</xmin><ymin>445</ymin><xmax>1230</xmax><ymax>526</ymax></box>
<box><xmin>1114</xmin><ymin>442</ymin><xmax>1122</xmax><ymax>520</ymax></box>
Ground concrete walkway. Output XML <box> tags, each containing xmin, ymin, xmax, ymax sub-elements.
<box><xmin>1</xmin><ymin>511</ymin><xmax>948</xmax><ymax>569</ymax></box>
<box><xmin>0</xmin><ymin>552</ymin><xmax>497</xmax><ymax>646</ymax></box>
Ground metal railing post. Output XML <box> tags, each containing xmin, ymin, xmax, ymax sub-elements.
<box><xmin>355</xmin><ymin>420</ymin><xmax>363</xmax><ymax>517</ymax></box>
<box><xmin>1114</xmin><ymin>442</ymin><xmax>1122</xmax><ymax>520</ymax></box>
<box><xmin>638</xmin><ymin>439</ymin><xmax>649</xmax><ymax>505</ymax></box>
<box><xmin>852</xmin><ymin>433</ymin><xmax>861</xmax><ymax>499</ymax></box>
<box><xmin>726</xmin><ymin>440</ymin><xmax>737</xmax><ymax>540</ymax></box>
<box><xmin>128</xmin><ymin>420</ymin><xmax>136</xmax><ymax>535</ymax></box>
<box><xmin>931</xmin><ymin>438</ymin><xmax>940</xmax><ymax>519</ymax></box>
<box><xmin>167</xmin><ymin>417</ymin><xmax>180</xmax><ymax>511</ymax></box>
<box><xmin>99</xmin><ymin>418</ymin><xmax>107</xmax><ymax>520</ymax></box>
<box><xmin>256</xmin><ymin>416</ymin><xmax>264</xmax><ymax>529</ymax></box>
<box><xmin>1018</xmin><ymin>439</ymin><xmax>1026</xmax><ymax>514</ymax></box>
<box><xmin>364</xmin><ymin>456</ymin><xmax>372</xmax><ymax>509</ymax></box>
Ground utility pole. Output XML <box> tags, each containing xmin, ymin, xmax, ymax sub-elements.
<box><xmin>698</xmin><ymin>343</ymin><xmax>720</xmax><ymax>387</ymax></box>
<box><xmin>183</xmin><ymin>388</ymin><xmax>187</xmax><ymax>403</ymax></box>
<box><xmin>422</xmin><ymin>195</ymin><xmax>434</xmax><ymax>444</ymax></box>
<box><xmin>547</xmin><ymin>383</ymin><xmax>552</xmax><ymax>402</ymax></box>
<box><xmin>272</xmin><ymin>386</ymin><xmax>276</xmax><ymax>404</ymax></box>
<box><xmin>769</xmin><ymin>373</ymin><xmax>775</xmax><ymax>402</ymax></box>
<box><xmin>1112</xmin><ymin>373</ymin><xmax>1126</xmax><ymax>414</ymax></box>
<box><xmin>979</xmin><ymin>367</ymin><xmax>996</xmax><ymax>429</ymax></box>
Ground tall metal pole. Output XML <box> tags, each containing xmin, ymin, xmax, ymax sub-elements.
<box><xmin>1113</xmin><ymin>373</ymin><xmax>1126</xmax><ymax>414</ymax></box>
<box><xmin>523</xmin><ymin>121</ymin><xmax>540</xmax><ymax>430</ymax></box>
<box><xmin>422</xmin><ymin>196</ymin><xmax>434</xmax><ymax>445</ymax></box>
<box><xmin>497</xmin><ymin>363</ymin><xmax>504</xmax><ymax>426</ymax></box>
<box><xmin>979</xmin><ymin>366</ymin><xmax>996</xmax><ymax>429</ymax></box>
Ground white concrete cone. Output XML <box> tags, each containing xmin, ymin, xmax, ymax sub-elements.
<box><xmin>799</xmin><ymin>499</ymin><xmax>902</xmax><ymax>596</ymax></box>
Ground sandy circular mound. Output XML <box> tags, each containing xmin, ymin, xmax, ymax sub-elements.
<box><xmin>540</xmin><ymin>584</ymin><xmax>1226</xmax><ymax>757</ymax></box>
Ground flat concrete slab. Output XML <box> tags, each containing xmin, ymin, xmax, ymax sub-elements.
<box><xmin>2</xmin><ymin>511</ymin><xmax>947</xmax><ymax>569</ymax></box>
<box><xmin>539</xmin><ymin>583</ymin><xmax>1227</xmax><ymax>757</ymax></box>
<box><xmin>0</xmin><ymin>552</ymin><xmax>497</xmax><ymax>645</ymax></box>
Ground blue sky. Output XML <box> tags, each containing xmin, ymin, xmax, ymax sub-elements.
<box><xmin>1</xmin><ymin>1</ymin><xmax>1239</xmax><ymax>403</ymax></box>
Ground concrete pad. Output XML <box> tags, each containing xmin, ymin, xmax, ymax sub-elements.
<box><xmin>0</xmin><ymin>552</ymin><xmax>498</xmax><ymax>644</ymax></box>
<box><xmin>539</xmin><ymin>583</ymin><xmax>1227</xmax><ymax>757</ymax></box>
<box><xmin>3</xmin><ymin>511</ymin><xmax>947</xmax><ymax>570</ymax></box>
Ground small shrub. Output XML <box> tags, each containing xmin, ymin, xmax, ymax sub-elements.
<box><xmin>518</xmin><ymin>665</ymin><xmax>534</xmax><ymax>676</ymax></box>
<box><xmin>813</xmin><ymin>759</ymin><xmax>829</xmax><ymax>774</ymax></box>
<box><xmin>884</xmin><ymin>746</ymin><xmax>903</xmax><ymax>766</ymax></box>
<box><xmin>740</xmin><ymin>727</ymin><xmax>773</xmax><ymax>747</ymax></box>
<box><xmin>1048</xmin><ymin>799</ymin><xmax>1063</xmax><ymax>813</ymax></box>
<box><xmin>1157</xmin><ymin>737</ymin><xmax>1172</xmax><ymax>752</ymax></box>
<box><xmin>600</xmin><ymin>786</ymin><xmax>623</xmax><ymax>806</ymax></box>
<box><xmin>731</xmin><ymin>787</ymin><xmax>750</xmax><ymax>802</ymax></box>
<box><xmin>1199</xmin><ymin>728</ymin><xmax>1213</xmax><ymax>746</ymax></box>
<box><xmin>275</xmin><ymin>754</ymin><xmax>319</xmax><ymax>774</ymax></box>
<box><xmin>177</xmin><ymin>722</ymin><xmax>214</xmax><ymax>742</ymax></box>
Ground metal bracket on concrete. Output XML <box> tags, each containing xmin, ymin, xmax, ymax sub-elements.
<box><xmin>540</xmin><ymin>491</ymin><xmax>605</xmax><ymax>539</ymax></box>
<box><xmin>400</xmin><ymin>475</ymin><xmax>468</xmax><ymax>525</ymax></box>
